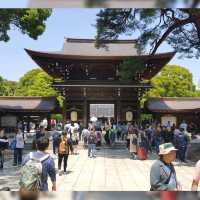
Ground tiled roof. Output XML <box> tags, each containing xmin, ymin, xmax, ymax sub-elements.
<box><xmin>0</xmin><ymin>96</ymin><xmax>58</xmax><ymax>112</ymax></box>
<box><xmin>145</xmin><ymin>97</ymin><xmax>200</xmax><ymax>113</ymax></box>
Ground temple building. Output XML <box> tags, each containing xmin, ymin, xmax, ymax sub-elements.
<box><xmin>26</xmin><ymin>38</ymin><xmax>175</xmax><ymax>127</ymax></box>
<box><xmin>0</xmin><ymin>96</ymin><xmax>59</xmax><ymax>132</ymax></box>
<box><xmin>145</xmin><ymin>97</ymin><xmax>200</xmax><ymax>127</ymax></box>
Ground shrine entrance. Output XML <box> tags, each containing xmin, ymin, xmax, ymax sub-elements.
<box><xmin>89</xmin><ymin>103</ymin><xmax>115</xmax><ymax>125</ymax></box>
<box><xmin>25</xmin><ymin>38</ymin><xmax>175</xmax><ymax>127</ymax></box>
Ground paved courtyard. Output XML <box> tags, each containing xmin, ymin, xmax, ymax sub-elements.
<box><xmin>0</xmin><ymin>146</ymin><xmax>197</xmax><ymax>191</ymax></box>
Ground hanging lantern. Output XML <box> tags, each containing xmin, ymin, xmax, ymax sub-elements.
<box><xmin>71</xmin><ymin>111</ymin><xmax>78</xmax><ymax>122</ymax></box>
<box><xmin>126</xmin><ymin>111</ymin><xmax>133</xmax><ymax>122</ymax></box>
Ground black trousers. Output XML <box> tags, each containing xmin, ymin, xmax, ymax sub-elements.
<box><xmin>0</xmin><ymin>150</ymin><xmax>4</xmax><ymax>169</ymax></box>
<box><xmin>58</xmin><ymin>154</ymin><xmax>69</xmax><ymax>172</ymax></box>
<box><xmin>14</xmin><ymin>148</ymin><xmax>23</xmax><ymax>165</ymax></box>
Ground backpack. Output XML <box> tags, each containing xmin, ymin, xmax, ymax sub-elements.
<box><xmin>19</xmin><ymin>152</ymin><xmax>49</xmax><ymax>191</ymax></box>
<box><xmin>59</xmin><ymin>137</ymin><xmax>67</xmax><ymax>154</ymax></box>
<box><xmin>88</xmin><ymin>134</ymin><xmax>96</xmax><ymax>144</ymax></box>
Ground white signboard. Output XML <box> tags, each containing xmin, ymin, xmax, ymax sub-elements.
<box><xmin>1</xmin><ymin>115</ymin><xmax>17</xmax><ymax>127</ymax></box>
<box><xmin>161</xmin><ymin>115</ymin><xmax>177</xmax><ymax>126</ymax></box>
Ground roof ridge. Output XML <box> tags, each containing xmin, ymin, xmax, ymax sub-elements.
<box><xmin>64</xmin><ymin>37</ymin><xmax>137</xmax><ymax>44</ymax></box>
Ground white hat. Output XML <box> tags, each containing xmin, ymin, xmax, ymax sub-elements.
<box><xmin>159</xmin><ymin>143</ymin><xmax>177</xmax><ymax>155</ymax></box>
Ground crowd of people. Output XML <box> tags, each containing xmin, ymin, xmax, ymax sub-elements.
<box><xmin>0</xmin><ymin>119</ymin><xmax>200</xmax><ymax>193</ymax></box>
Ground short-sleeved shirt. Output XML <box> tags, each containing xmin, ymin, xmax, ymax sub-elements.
<box><xmin>23</xmin><ymin>151</ymin><xmax>56</xmax><ymax>191</ymax></box>
<box><xmin>194</xmin><ymin>160</ymin><xmax>200</xmax><ymax>182</ymax></box>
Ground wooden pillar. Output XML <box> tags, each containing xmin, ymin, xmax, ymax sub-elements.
<box><xmin>136</xmin><ymin>89</ymin><xmax>141</xmax><ymax>125</ymax></box>
<box><xmin>62</xmin><ymin>96</ymin><xmax>67</xmax><ymax>126</ymax></box>
<box><xmin>137</xmin><ymin>100</ymin><xmax>141</xmax><ymax>125</ymax></box>
<box><xmin>116</xmin><ymin>100</ymin><xmax>121</xmax><ymax>124</ymax></box>
<box><xmin>83</xmin><ymin>99</ymin><xmax>88</xmax><ymax>128</ymax></box>
<box><xmin>47</xmin><ymin>114</ymin><xmax>51</xmax><ymax>131</ymax></box>
<box><xmin>116</xmin><ymin>88</ymin><xmax>121</xmax><ymax>124</ymax></box>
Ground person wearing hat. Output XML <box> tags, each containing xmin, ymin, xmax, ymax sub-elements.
<box><xmin>150</xmin><ymin>143</ymin><xmax>181</xmax><ymax>191</ymax></box>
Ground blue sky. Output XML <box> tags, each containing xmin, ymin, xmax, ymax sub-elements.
<box><xmin>0</xmin><ymin>9</ymin><xmax>199</xmax><ymax>86</ymax></box>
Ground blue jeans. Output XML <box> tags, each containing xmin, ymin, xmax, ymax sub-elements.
<box><xmin>88</xmin><ymin>144</ymin><xmax>96</xmax><ymax>158</ymax></box>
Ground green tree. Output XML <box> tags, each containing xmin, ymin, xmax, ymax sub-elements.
<box><xmin>3</xmin><ymin>80</ymin><xmax>17</xmax><ymax>96</ymax></box>
<box><xmin>0</xmin><ymin>9</ymin><xmax>52</xmax><ymax>42</ymax></box>
<box><xmin>0</xmin><ymin>75</ymin><xmax>7</xmax><ymax>96</ymax></box>
<box><xmin>16</xmin><ymin>68</ymin><xmax>57</xmax><ymax>97</ymax></box>
<box><xmin>96</xmin><ymin>9</ymin><xmax>200</xmax><ymax>58</ymax></box>
<box><xmin>148</xmin><ymin>65</ymin><xmax>196</xmax><ymax>97</ymax></box>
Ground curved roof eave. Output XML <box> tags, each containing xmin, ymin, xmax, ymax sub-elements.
<box><xmin>25</xmin><ymin>48</ymin><xmax>176</xmax><ymax>61</ymax></box>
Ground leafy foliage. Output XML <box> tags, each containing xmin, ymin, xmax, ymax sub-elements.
<box><xmin>96</xmin><ymin>9</ymin><xmax>200</xmax><ymax>58</ymax></box>
<box><xmin>119</xmin><ymin>58</ymin><xmax>145</xmax><ymax>81</ymax></box>
<box><xmin>0</xmin><ymin>76</ymin><xmax>17</xmax><ymax>96</ymax></box>
<box><xmin>0</xmin><ymin>9</ymin><xmax>52</xmax><ymax>42</ymax></box>
<box><xmin>15</xmin><ymin>68</ymin><xmax>57</xmax><ymax>97</ymax></box>
<box><xmin>148</xmin><ymin>65</ymin><xmax>196</xmax><ymax>97</ymax></box>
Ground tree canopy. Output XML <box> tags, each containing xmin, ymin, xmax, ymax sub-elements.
<box><xmin>0</xmin><ymin>75</ymin><xmax>17</xmax><ymax>96</ymax></box>
<box><xmin>15</xmin><ymin>68</ymin><xmax>58</xmax><ymax>97</ymax></box>
<box><xmin>0</xmin><ymin>9</ymin><xmax>52</xmax><ymax>42</ymax></box>
<box><xmin>96</xmin><ymin>8</ymin><xmax>200</xmax><ymax>58</ymax></box>
<box><xmin>148</xmin><ymin>65</ymin><xmax>196</xmax><ymax>97</ymax></box>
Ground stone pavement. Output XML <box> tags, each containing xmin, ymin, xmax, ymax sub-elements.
<box><xmin>0</xmin><ymin>146</ymin><xmax>198</xmax><ymax>191</ymax></box>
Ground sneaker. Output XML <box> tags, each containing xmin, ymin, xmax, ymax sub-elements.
<box><xmin>59</xmin><ymin>170</ymin><xmax>62</xmax><ymax>176</ymax></box>
<box><xmin>63</xmin><ymin>171</ymin><xmax>67</xmax><ymax>175</ymax></box>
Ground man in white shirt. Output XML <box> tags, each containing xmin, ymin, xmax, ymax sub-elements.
<box><xmin>13</xmin><ymin>128</ymin><xmax>25</xmax><ymax>166</ymax></box>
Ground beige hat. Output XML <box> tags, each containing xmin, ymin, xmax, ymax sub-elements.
<box><xmin>159</xmin><ymin>143</ymin><xmax>177</xmax><ymax>155</ymax></box>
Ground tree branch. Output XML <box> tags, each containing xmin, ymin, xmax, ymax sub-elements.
<box><xmin>151</xmin><ymin>17</ymin><xmax>195</xmax><ymax>55</ymax></box>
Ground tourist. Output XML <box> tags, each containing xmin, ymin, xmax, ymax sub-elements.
<box><xmin>21</xmin><ymin>136</ymin><xmax>56</xmax><ymax>192</ymax></box>
<box><xmin>145</xmin><ymin>125</ymin><xmax>153</xmax><ymax>153</ymax></box>
<box><xmin>101</xmin><ymin>127</ymin><xmax>106</xmax><ymax>144</ymax></box>
<box><xmin>88</xmin><ymin>129</ymin><xmax>97</xmax><ymax>158</ymax></box>
<box><xmin>109</xmin><ymin>125</ymin><xmax>116</xmax><ymax>147</ymax></box>
<box><xmin>138</xmin><ymin>129</ymin><xmax>148</xmax><ymax>154</ymax></box>
<box><xmin>163</xmin><ymin>127</ymin><xmax>174</xmax><ymax>144</ymax></box>
<box><xmin>174</xmin><ymin>127</ymin><xmax>189</xmax><ymax>163</ymax></box>
<box><xmin>52</xmin><ymin>128</ymin><xmax>61</xmax><ymax>154</ymax></box>
<box><xmin>0</xmin><ymin>128</ymin><xmax>9</xmax><ymax>169</ymax></box>
<box><xmin>82</xmin><ymin>127</ymin><xmax>90</xmax><ymax>148</ymax></box>
<box><xmin>71</xmin><ymin>128</ymin><xmax>79</xmax><ymax>154</ymax></box>
<box><xmin>150</xmin><ymin>143</ymin><xmax>181</xmax><ymax>191</ymax></box>
<box><xmin>116</xmin><ymin>122</ymin><xmax>122</xmax><ymax>141</ymax></box>
<box><xmin>179</xmin><ymin>120</ymin><xmax>188</xmax><ymax>131</ymax></box>
<box><xmin>58</xmin><ymin>131</ymin><xmax>70</xmax><ymax>176</ymax></box>
<box><xmin>154</xmin><ymin>126</ymin><xmax>164</xmax><ymax>154</ymax></box>
<box><xmin>104</xmin><ymin>126</ymin><xmax>110</xmax><ymax>145</ymax></box>
<box><xmin>95</xmin><ymin>129</ymin><xmax>102</xmax><ymax>146</ymax></box>
<box><xmin>33</xmin><ymin>126</ymin><xmax>46</xmax><ymax>150</ymax></box>
<box><xmin>13</xmin><ymin>128</ymin><xmax>25</xmax><ymax>166</ymax></box>
<box><xmin>128</xmin><ymin>123</ymin><xmax>138</xmax><ymax>159</ymax></box>
<box><xmin>121</xmin><ymin>122</ymin><xmax>128</xmax><ymax>141</ymax></box>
